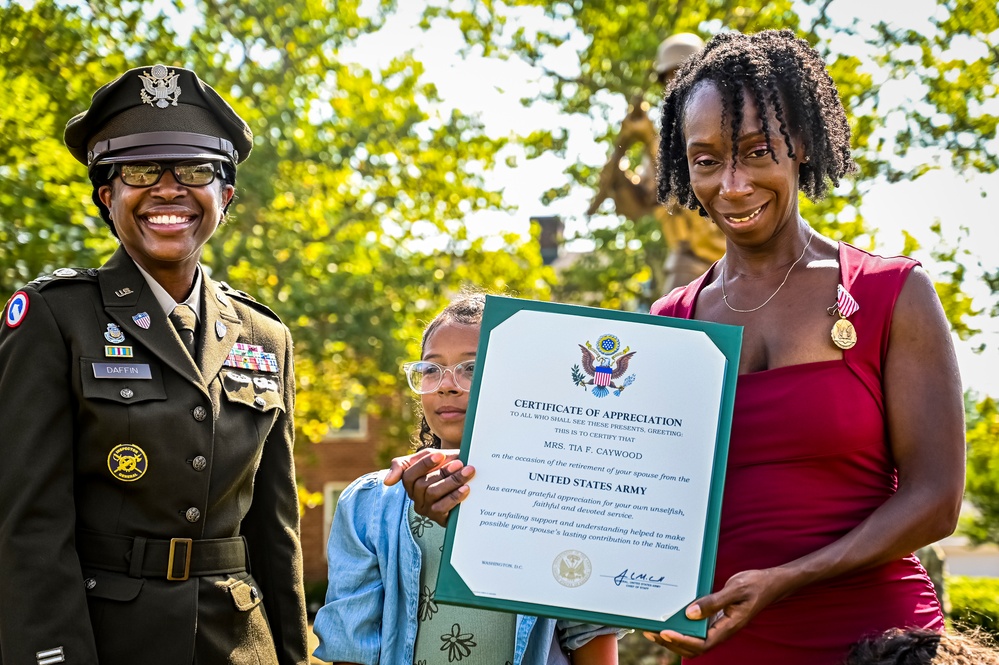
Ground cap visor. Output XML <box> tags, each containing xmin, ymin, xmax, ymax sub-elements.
<box><xmin>95</xmin><ymin>144</ymin><xmax>229</xmax><ymax>165</ymax></box>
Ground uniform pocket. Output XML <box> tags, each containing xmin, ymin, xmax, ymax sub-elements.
<box><xmin>82</xmin><ymin>569</ymin><xmax>145</xmax><ymax>601</ymax></box>
<box><xmin>217</xmin><ymin>575</ymin><xmax>263</xmax><ymax>612</ymax></box>
<box><xmin>214</xmin><ymin>573</ymin><xmax>278</xmax><ymax>664</ymax></box>
<box><xmin>80</xmin><ymin>357</ymin><xmax>167</xmax><ymax>404</ymax></box>
<box><xmin>220</xmin><ymin>369</ymin><xmax>284</xmax><ymax>413</ymax></box>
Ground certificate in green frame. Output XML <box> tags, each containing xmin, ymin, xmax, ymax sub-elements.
<box><xmin>436</xmin><ymin>295</ymin><xmax>742</xmax><ymax>637</ymax></box>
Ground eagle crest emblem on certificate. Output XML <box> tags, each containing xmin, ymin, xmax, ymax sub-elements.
<box><xmin>571</xmin><ymin>334</ymin><xmax>636</xmax><ymax>398</ymax></box>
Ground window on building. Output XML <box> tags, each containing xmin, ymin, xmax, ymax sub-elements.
<box><xmin>325</xmin><ymin>407</ymin><xmax>368</xmax><ymax>440</ymax></box>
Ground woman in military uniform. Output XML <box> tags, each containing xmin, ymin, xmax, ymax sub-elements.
<box><xmin>0</xmin><ymin>65</ymin><xmax>307</xmax><ymax>665</ymax></box>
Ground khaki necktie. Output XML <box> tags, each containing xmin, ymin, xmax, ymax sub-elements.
<box><xmin>169</xmin><ymin>304</ymin><xmax>198</xmax><ymax>360</ymax></box>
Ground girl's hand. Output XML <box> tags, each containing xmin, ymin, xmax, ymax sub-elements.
<box><xmin>384</xmin><ymin>449</ymin><xmax>475</xmax><ymax>526</ymax></box>
<box><xmin>644</xmin><ymin>568</ymin><xmax>788</xmax><ymax>658</ymax></box>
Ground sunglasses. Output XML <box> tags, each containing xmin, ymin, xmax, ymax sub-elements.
<box><xmin>110</xmin><ymin>162</ymin><xmax>222</xmax><ymax>187</ymax></box>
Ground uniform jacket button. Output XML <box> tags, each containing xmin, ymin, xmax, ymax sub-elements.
<box><xmin>191</xmin><ymin>456</ymin><xmax>207</xmax><ymax>472</ymax></box>
<box><xmin>120</xmin><ymin>388</ymin><xmax>134</xmax><ymax>399</ymax></box>
<box><xmin>253</xmin><ymin>396</ymin><xmax>266</xmax><ymax>408</ymax></box>
<box><xmin>185</xmin><ymin>507</ymin><xmax>201</xmax><ymax>523</ymax></box>
<box><xmin>84</xmin><ymin>577</ymin><xmax>97</xmax><ymax>591</ymax></box>
<box><xmin>192</xmin><ymin>406</ymin><xmax>208</xmax><ymax>421</ymax></box>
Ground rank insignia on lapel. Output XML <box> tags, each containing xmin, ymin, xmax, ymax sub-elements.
<box><xmin>107</xmin><ymin>444</ymin><xmax>148</xmax><ymax>482</ymax></box>
<box><xmin>105</xmin><ymin>345</ymin><xmax>133</xmax><ymax>358</ymax></box>
<box><xmin>104</xmin><ymin>323</ymin><xmax>126</xmax><ymax>344</ymax></box>
<box><xmin>132</xmin><ymin>312</ymin><xmax>151</xmax><ymax>329</ymax></box>
<box><xmin>114</xmin><ymin>287</ymin><xmax>134</xmax><ymax>298</ymax></box>
<box><xmin>224</xmin><ymin>342</ymin><xmax>279</xmax><ymax>373</ymax></box>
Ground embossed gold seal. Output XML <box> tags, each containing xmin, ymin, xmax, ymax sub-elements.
<box><xmin>552</xmin><ymin>550</ymin><xmax>592</xmax><ymax>588</ymax></box>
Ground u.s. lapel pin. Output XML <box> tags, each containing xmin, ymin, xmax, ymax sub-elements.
<box><xmin>115</xmin><ymin>287</ymin><xmax>134</xmax><ymax>298</ymax></box>
<box><xmin>216</xmin><ymin>320</ymin><xmax>227</xmax><ymax>339</ymax></box>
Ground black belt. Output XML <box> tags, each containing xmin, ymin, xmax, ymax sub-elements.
<box><xmin>77</xmin><ymin>529</ymin><xmax>248</xmax><ymax>581</ymax></box>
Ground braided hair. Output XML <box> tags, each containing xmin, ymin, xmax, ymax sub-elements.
<box><xmin>413</xmin><ymin>290</ymin><xmax>486</xmax><ymax>451</ymax></box>
<box><xmin>657</xmin><ymin>29</ymin><xmax>856</xmax><ymax>216</ymax></box>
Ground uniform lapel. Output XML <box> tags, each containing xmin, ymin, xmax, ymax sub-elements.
<box><xmin>98</xmin><ymin>247</ymin><xmax>203</xmax><ymax>388</ymax></box>
<box><xmin>198</xmin><ymin>275</ymin><xmax>243</xmax><ymax>383</ymax></box>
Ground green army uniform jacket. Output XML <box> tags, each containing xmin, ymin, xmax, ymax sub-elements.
<box><xmin>0</xmin><ymin>247</ymin><xmax>308</xmax><ymax>665</ymax></box>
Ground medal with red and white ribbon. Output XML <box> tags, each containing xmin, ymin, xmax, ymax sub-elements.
<box><xmin>830</xmin><ymin>284</ymin><xmax>859</xmax><ymax>350</ymax></box>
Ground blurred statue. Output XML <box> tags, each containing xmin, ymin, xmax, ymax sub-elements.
<box><xmin>588</xmin><ymin>33</ymin><xmax>726</xmax><ymax>294</ymax></box>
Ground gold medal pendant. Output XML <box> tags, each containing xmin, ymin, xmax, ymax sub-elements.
<box><xmin>831</xmin><ymin>317</ymin><xmax>857</xmax><ymax>350</ymax></box>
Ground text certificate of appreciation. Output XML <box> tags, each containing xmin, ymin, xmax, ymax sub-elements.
<box><xmin>435</xmin><ymin>296</ymin><xmax>742</xmax><ymax>637</ymax></box>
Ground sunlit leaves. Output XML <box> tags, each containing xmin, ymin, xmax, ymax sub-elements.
<box><xmin>1</xmin><ymin>0</ymin><xmax>550</xmax><ymax>463</ymax></box>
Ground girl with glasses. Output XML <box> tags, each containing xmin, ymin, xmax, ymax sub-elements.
<box><xmin>313</xmin><ymin>291</ymin><xmax>624</xmax><ymax>664</ymax></box>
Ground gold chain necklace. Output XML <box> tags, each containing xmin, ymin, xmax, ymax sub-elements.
<box><xmin>721</xmin><ymin>233</ymin><xmax>814</xmax><ymax>313</ymax></box>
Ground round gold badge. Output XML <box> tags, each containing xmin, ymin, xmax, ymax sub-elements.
<box><xmin>107</xmin><ymin>444</ymin><xmax>148</xmax><ymax>482</ymax></box>
<box><xmin>552</xmin><ymin>550</ymin><xmax>592</xmax><ymax>588</ymax></box>
<box><xmin>831</xmin><ymin>318</ymin><xmax>858</xmax><ymax>350</ymax></box>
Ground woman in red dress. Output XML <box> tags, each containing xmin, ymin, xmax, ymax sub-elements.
<box><xmin>385</xmin><ymin>29</ymin><xmax>965</xmax><ymax>665</ymax></box>
<box><xmin>642</xmin><ymin>29</ymin><xmax>965</xmax><ymax>663</ymax></box>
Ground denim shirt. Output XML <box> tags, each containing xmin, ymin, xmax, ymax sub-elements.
<box><xmin>312</xmin><ymin>471</ymin><xmax>622</xmax><ymax>665</ymax></box>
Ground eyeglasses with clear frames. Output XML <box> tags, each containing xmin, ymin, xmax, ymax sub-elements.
<box><xmin>402</xmin><ymin>360</ymin><xmax>476</xmax><ymax>394</ymax></box>
<box><xmin>110</xmin><ymin>162</ymin><xmax>222</xmax><ymax>187</ymax></box>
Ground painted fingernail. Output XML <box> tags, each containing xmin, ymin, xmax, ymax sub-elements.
<box><xmin>686</xmin><ymin>604</ymin><xmax>702</xmax><ymax>620</ymax></box>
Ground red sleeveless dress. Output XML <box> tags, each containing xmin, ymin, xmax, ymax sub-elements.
<box><xmin>650</xmin><ymin>243</ymin><xmax>942</xmax><ymax>665</ymax></box>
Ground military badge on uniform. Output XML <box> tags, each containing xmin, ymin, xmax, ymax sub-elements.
<box><xmin>132</xmin><ymin>311</ymin><xmax>151</xmax><ymax>329</ymax></box>
<box><xmin>107</xmin><ymin>444</ymin><xmax>148</xmax><ymax>482</ymax></box>
<box><xmin>104</xmin><ymin>345</ymin><xmax>133</xmax><ymax>358</ymax></box>
<box><xmin>223</xmin><ymin>342</ymin><xmax>279</xmax><ymax>373</ymax></box>
<box><xmin>138</xmin><ymin>64</ymin><xmax>181</xmax><ymax>108</ymax></box>
<box><xmin>114</xmin><ymin>287</ymin><xmax>133</xmax><ymax>298</ymax></box>
<box><xmin>53</xmin><ymin>268</ymin><xmax>77</xmax><ymax>277</ymax></box>
<box><xmin>216</xmin><ymin>320</ymin><xmax>227</xmax><ymax>338</ymax></box>
<box><xmin>4</xmin><ymin>291</ymin><xmax>29</xmax><ymax>328</ymax></box>
<box><xmin>104</xmin><ymin>323</ymin><xmax>126</xmax><ymax>344</ymax></box>
<box><xmin>35</xmin><ymin>646</ymin><xmax>65</xmax><ymax>665</ymax></box>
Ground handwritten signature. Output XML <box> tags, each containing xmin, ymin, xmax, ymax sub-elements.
<box><xmin>613</xmin><ymin>568</ymin><xmax>667</xmax><ymax>587</ymax></box>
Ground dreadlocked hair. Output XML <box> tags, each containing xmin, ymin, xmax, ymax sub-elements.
<box><xmin>413</xmin><ymin>289</ymin><xmax>486</xmax><ymax>451</ymax></box>
<box><xmin>657</xmin><ymin>29</ymin><xmax>856</xmax><ymax>216</ymax></box>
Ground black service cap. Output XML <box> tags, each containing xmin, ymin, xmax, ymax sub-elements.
<box><xmin>64</xmin><ymin>64</ymin><xmax>252</xmax><ymax>171</ymax></box>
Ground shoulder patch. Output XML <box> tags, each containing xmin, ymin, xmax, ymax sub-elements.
<box><xmin>4</xmin><ymin>291</ymin><xmax>29</xmax><ymax>328</ymax></box>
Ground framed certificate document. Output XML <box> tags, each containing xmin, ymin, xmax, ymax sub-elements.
<box><xmin>435</xmin><ymin>296</ymin><xmax>742</xmax><ymax>637</ymax></box>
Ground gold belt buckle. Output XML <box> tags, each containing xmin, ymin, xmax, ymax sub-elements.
<box><xmin>167</xmin><ymin>538</ymin><xmax>193</xmax><ymax>581</ymax></box>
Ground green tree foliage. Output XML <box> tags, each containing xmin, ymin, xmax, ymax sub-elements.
<box><xmin>0</xmin><ymin>0</ymin><xmax>554</xmax><ymax>457</ymax></box>
<box><xmin>961</xmin><ymin>396</ymin><xmax>999</xmax><ymax>545</ymax></box>
<box><xmin>418</xmin><ymin>0</ymin><xmax>997</xmax><ymax>323</ymax></box>
<box><xmin>948</xmin><ymin>574</ymin><xmax>999</xmax><ymax>636</ymax></box>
